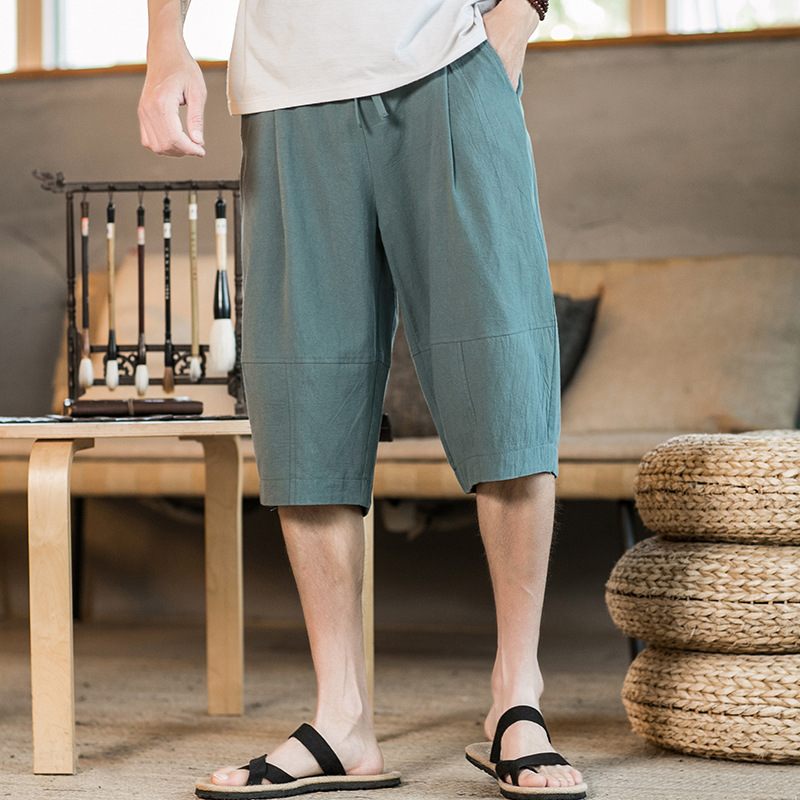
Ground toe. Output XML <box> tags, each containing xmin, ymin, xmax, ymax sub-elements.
<box><xmin>540</xmin><ymin>766</ymin><xmax>567</xmax><ymax>787</ymax></box>
<box><xmin>211</xmin><ymin>766</ymin><xmax>250</xmax><ymax>786</ymax></box>
<box><xmin>560</xmin><ymin>765</ymin><xmax>577</xmax><ymax>785</ymax></box>
<box><xmin>514</xmin><ymin>768</ymin><xmax>547</xmax><ymax>788</ymax></box>
<box><xmin>553</xmin><ymin>766</ymin><xmax>571</xmax><ymax>785</ymax></box>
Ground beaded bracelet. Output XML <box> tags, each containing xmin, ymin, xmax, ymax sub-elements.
<box><xmin>526</xmin><ymin>0</ymin><xmax>549</xmax><ymax>21</ymax></box>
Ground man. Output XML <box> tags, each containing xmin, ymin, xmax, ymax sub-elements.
<box><xmin>139</xmin><ymin>1</ymin><xmax>587</xmax><ymax>798</ymax></box>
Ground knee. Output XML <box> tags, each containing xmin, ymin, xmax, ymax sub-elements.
<box><xmin>277</xmin><ymin>503</ymin><xmax>363</xmax><ymax>526</ymax></box>
<box><xmin>475</xmin><ymin>471</ymin><xmax>555</xmax><ymax>501</ymax></box>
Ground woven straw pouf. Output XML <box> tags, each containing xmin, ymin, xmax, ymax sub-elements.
<box><xmin>634</xmin><ymin>429</ymin><xmax>800</xmax><ymax>544</ymax></box>
<box><xmin>610</xmin><ymin>429</ymin><xmax>800</xmax><ymax>762</ymax></box>
<box><xmin>622</xmin><ymin>646</ymin><xmax>800</xmax><ymax>762</ymax></box>
<box><xmin>605</xmin><ymin>536</ymin><xmax>800</xmax><ymax>653</ymax></box>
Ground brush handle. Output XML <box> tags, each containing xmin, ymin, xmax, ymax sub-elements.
<box><xmin>188</xmin><ymin>190</ymin><xmax>200</xmax><ymax>360</ymax></box>
<box><xmin>163</xmin><ymin>195</ymin><xmax>174</xmax><ymax>369</ymax></box>
<box><xmin>137</xmin><ymin>204</ymin><xmax>146</xmax><ymax>360</ymax></box>
<box><xmin>214</xmin><ymin>196</ymin><xmax>231</xmax><ymax>320</ymax></box>
<box><xmin>80</xmin><ymin>199</ymin><xmax>90</xmax><ymax>335</ymax></box>
<box><xmin>106</xmin><ymin>200</ymin><xmax>117</xmax><ymax>350</ymax></box>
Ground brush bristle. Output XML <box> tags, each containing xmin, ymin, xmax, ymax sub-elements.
<box><xmin>163</xmin><ymin>366</ymin><xmax>175</xmax><ymax>394</ymax></box>
<box><xmin>79</xmin><ymin>357</ymin><xmax>94</xmax><ymax>389</ymax></box>
<box><xmin>105</xmin><ymin>359</ymin><xmax>119</xmax><ymax>390</ymax></box>
<box><xmin>135</xmin><ymin>363</ymin><xmax>149</xmax><ymax>396</ymax></box>
<box><xmin>189</xmin><ymin>355</ymin><xmax>203</xmax><ymax>383</ymax></box>
<box><xmin>210</xmin><ymin>318</ymin><xmax>237</xmax><ymax>373</ymax></box>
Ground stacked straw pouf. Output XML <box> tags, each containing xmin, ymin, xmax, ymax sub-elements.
<box><xmin>605</xmin><ymin>429</ymin><xmax>800</xmax><ymax>763</ymax></box>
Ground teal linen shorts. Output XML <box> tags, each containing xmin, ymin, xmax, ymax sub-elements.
<box><xmin>239</xmin><ymin>39</ymin><xmax>561</xmax><ymax>517</ymax></box>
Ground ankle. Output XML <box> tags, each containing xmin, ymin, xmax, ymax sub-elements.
<box><xmin>491</xmin><ymin>667</ymin><xmax>545</xmax><ymax>708</ymax></box>
<box><xmin>314</xmin><ymin>698</ymin><xmax>373</xmax><ymax>734</ymax></box>
<box><xmin>493</xmin><ymin>690</ymin><xmax>544</xmax><ymax>713</ymax></box>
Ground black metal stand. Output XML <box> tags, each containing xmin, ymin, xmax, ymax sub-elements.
<box><xmin>618</xmin><ymin>498</ymin><xmax>646</xmax><ymax>661</ymax></box>
<box><xmin>70</xmin><ymin>496</ymin><xmax>85</xmax><ymax>621</ymax></box>
<box><xmin>33</xmin><ymin>169</ymin><xmax>247</xmax><ymax>416</ymax></box>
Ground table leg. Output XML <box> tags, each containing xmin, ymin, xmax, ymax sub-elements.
<box><xmin>182</xmin><ymin>435</ymin><xmax>244</xmax><ymax>715</ymax></box>
<box><xmin>27</xmin><ymin>437</ymin><xmax>94</xmax><ymax>774</ymax></box>
<box><xmin>363</xmin><ymin>496</ymin><xmax>375</xmax><ymax>710</ymax></box>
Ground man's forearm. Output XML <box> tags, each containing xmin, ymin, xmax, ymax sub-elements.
<box><xmin>498</xmin><ymin>0</ymin><xmax>541</xmax><ymax>38</ymax></box>
<box><xmin>147</xmin><ymin>0</ymin><xmax>190</xmax><ymax>54</ymax></box>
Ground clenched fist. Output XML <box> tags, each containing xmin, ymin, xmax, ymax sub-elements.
<box><xmin>138</xmin><ymin>41</ymin><xmax>207</xmax><ymax>158</ymax></box>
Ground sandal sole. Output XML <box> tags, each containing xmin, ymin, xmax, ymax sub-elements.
<box><xmin>195</xmin><ymin>772</ymin><xmax>401</xmax><ymax>799</ymax></box>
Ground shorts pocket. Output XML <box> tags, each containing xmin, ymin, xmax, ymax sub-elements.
<box><xmin>482</xmin><ymin>38</ymin><xmax>523</xmax><ymax>96</ymax></box>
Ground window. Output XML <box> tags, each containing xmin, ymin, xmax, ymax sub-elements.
<box><xmin>0</xmin><ymin>0</ymin><xmax>17</xmax><ymax>73</ymax></box>
<box><xmin>54</xmin><ymin>0</ymin><xmax>238</xmax><ymax>69</ymax></box>
<box><xmin>58</xmin><ymin>1</ymin><xmax>148</xmax><ymax>68</ymax></box>
<box><xmin>532</xmin><ymin>0</ymin><xmax>631</xmax><ymax>41</ymax></box>
<box><xmin>669</xmin><ymin>0</ymin><xmax>800</xmax><ymax>33</ymax></box>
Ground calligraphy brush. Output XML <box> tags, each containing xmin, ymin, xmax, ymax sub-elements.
<box><xmin>104</xmin><ymin>196</ymin><xmax>119</xmax><ymax>390</ymax></box>
<box><xmin>188</xmin><ymin>188</ymin><xmax>202</xmax><ymax>382</ymax></box>
<box><xmin>209</xmin><ymin>194</ymin><xmax>236</xmax><ymax>372</ymax></box>
<box><xmin>162</xmin><ymin>194</ymin><xmax>176</xmax><ymax>393</ymax></box>
<box><xmin>134</xmin><ymin>198</ymin><xmax>149</xmax><ymax>395</ymax></box>
<box><xmin>78</xmin><ymin>197</ymin><xmax>94</xmax><ymax>389</ymax></box>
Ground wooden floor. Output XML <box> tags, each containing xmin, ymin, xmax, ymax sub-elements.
<box><xmin>1</xmin><ymin>620</ymin><xmax>797</xmax><ymax>800</ymax></box>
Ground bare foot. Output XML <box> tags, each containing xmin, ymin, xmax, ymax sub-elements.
<box><xmin>210</xmin><ymin>714</ymin><xmax>385</xmax><ymax>786</ymax></box>
<box><xmin>484</xmin><ymin>703</ymin><xmax>584</xmax><ymax>789</ymax></box>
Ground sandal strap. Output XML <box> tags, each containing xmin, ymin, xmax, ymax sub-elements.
<box><xmin>490</xmin><ymin>705</ymin><xmax>552</xmax><ymax>763</ymax></box>
<box><xmin>289</xmin><ymin>722</ymin><xmax>346</xmax><ymax>776</ymax></box>
<box><xmin>241</xmin><ymin>754</ymin><xmax>296</xmax><ymax>786</ymax></box>
<box><xmin>496</xmin><ymin>752</ymin><xmax>572</xmax><ymax>786</ymax></box>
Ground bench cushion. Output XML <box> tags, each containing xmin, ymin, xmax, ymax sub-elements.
<box><xmin>556</xmin><ymin>254</ymin><xmax>800</xmax><ymax>433</ymax></box>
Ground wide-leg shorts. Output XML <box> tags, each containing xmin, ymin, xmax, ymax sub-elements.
<box><xmin>239</xmin><ymin>39</ymin><xmax>561</xmax><ymax>517</ymax></box>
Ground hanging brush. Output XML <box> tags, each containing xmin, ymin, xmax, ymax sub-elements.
<box><xmin>188</xmin><ymin>188</ymin><xmax>202</xmax><ymax>382</ymax></box>
<box><xmin>209</xmin><ymin>192</ymin><xmax>236</xmax><ymax>372</ymax></box>
<box><xmin>78</xmin><ymin>195</ymin><xmax>94</xmax><ymax>389</ymax></box>
<box><xmin>134</xmin><ymin>193</ymin><xmax>149</xmax><ymax>396</ymax></box>
<box><xmin>104</xmin><ymin>194</ymin><xmax>119</xmax><ymax>389</ymax></box>
<box><xmin>162</xmin><ymin>192</ymin><xmax>175</xmax><ymax>393</ymax></box>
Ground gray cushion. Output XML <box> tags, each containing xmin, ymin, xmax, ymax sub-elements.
<box><xmin>554</xmin><ymin>292</ymin><xmax>600</xmax><ymax>391</ymax></box>
<box><xmin>384</xmin><ymin>314</ymin><xmax>438</xmax><ymax>438</ymax></box>
<box><xmin>560</xmin><ymin>254</ymin><xmax>800</xmax><ymax>433</ymax></box>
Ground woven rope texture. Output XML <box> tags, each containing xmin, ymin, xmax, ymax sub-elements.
<box><xmin>634</xmin><ymin>430</ymin><xmax>800</xmax><ymax>544</ymax></box>
<box><xmin>622</xmin><ymin>647</ymin><xmax>800</xmax><ymax>762</ymax></box>
<box><xmin>606</xmin><ymin>536</ymin><xmax>800</xmax><ymax>653</ymax></box>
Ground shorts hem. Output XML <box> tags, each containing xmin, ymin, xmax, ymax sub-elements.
<box><xmin>259</xmin><ymin>477</ymin><xmax>373</xmax><ymax>517</ymax></box>
<box><xmin>454</xmin><ymin>441</ymin><xmax>560</xmax><ymax>494</ymax></box>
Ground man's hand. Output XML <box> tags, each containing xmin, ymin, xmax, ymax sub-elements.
<box><xmin>138</xmin><ymin>0</ymin><xmax>206</xmax><ymax>157</ymax></box>
<box><xmin>482</xmin><ymin>0</ymin><xmax>540</xmax><ymax>89</ymax></box>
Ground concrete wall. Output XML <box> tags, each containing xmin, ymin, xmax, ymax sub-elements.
<box><xmin>1</xmin><ymin>35</ymin><xmax>798</xmax><ymax>415</ymax></box>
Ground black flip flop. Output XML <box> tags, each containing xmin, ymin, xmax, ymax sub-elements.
<box><xmin>464</xmin><ymin>705</ymin><xmax>588</xmax><ymax>799</ymax></box>
<box><xmin>195</xmin><ymin>722</ymin><xmax>402</xmax><ymax>799</ymax></box>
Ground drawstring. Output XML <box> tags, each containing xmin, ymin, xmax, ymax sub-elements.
<box><xmin>353</xmin><ymin>94</ymin><xmax>390</xmax><ymax>129</ymax></box>
<box><xmin>372</xmin><ymin>94</ymin><xmax>389</xmax><ymax>118</ymax></box>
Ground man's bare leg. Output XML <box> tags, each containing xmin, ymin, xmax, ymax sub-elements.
<box><xmin>210</xmin><ymin>504</ymin><xmax>384</xmax><ymax>786</ymax></box>
<box><xmin>476</xmin><ymin>473</ymin><xmax>583</xmax><ymax>789</ymax></box>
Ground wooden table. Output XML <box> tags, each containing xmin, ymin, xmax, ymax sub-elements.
<box><xmin>0</xmin><ymin>418</ymin><xmax>376</xmax><ymax>775</ymax></box>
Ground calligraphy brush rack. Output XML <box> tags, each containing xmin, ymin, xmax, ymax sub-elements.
<box><xmin>33</xmin><ymin>169</ymin><xmax>246</xmax><ymax>417</ymax></box>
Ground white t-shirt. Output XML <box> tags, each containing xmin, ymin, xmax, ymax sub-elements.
<box><xmin>226</xmin><ymin>0</ymin><xmax>499</xmax><ymax>116</ymax></box>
